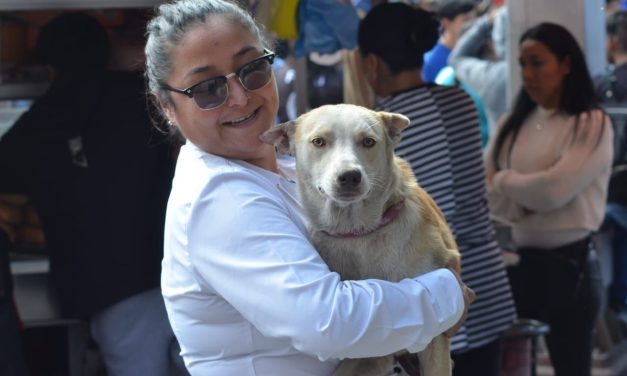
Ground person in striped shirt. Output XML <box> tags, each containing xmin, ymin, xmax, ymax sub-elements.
<box><xmin>357</xmin><ymin>3</ymin><xmax>516</xmax><ymax>376</ymax></box>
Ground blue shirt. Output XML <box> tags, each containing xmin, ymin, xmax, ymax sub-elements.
<box><xmin>422</xmin><ymin>42</ymin><xmax>451</xmax><ymax>83</ymax></box>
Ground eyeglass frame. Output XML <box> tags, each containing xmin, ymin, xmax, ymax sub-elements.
<box><xmin>160</xmin><ymin>48</ymin><xmax>276</xmax><ymax>110</ymax></box>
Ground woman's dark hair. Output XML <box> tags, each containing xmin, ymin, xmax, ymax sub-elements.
<box><xmin>491</xmin><ymin>22</ymin><xmax>601</xmax><ymax>169</ymax></box>
<box><xmin>357</xmin><ymin>3</ymin><xmax>439</xmax><ymax>73</ymax></box>
<box><xmin>36</xmin><ymin>13</ymin><xmax>110</xmax><ymax>77</ymax></box>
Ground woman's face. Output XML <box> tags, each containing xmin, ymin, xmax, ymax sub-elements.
<box><xmin>519</xmin><ymin>38</ymin><xmax>570</xmax><ymax>109</ymax></box>
<box><xmin>163</xmin><ymin>16</ymin><xmax>278</xmax><ymax>165</ymax></box>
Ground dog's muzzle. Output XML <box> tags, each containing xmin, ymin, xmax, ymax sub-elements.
<box><xmin>335</xmin><ymin>169</ymin><xmax>362</xmax><ymax>197</ymax></box>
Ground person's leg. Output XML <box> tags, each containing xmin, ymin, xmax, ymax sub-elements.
<box><xmin>451</xmin><ymin>338</ymin><xmax>503</xmax><ymax>376</ymax></box>
<box><xmin>544</xmin><ymin>249</ymin><xmax>603</xmax><ymax>376</ymax></box>
<box><xmin>89</xmin><ymin>287</ymin><xmax>188</xmax><ymax>376</ymax></box>
<box><xmin>506</xmin><ymin>252</ymin><xmax>546</xmax><ymax>321</ymax></box>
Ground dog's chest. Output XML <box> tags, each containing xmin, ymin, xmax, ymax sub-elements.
<box><xmin>312</xmin><ymin>230</ymin><xmax>433</xmax><ymax>282</ymax></box>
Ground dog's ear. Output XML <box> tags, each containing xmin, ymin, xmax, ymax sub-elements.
<box><xmin>378</xmin><ymin>112</ymin><xmax>410</xmax><ymax>146</ymax></box>
<box><xmin>260</xmin><ymin>120</ymin><xmax>297</xmax><ymax>155</ymax></box>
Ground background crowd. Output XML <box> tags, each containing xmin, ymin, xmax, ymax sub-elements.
<box><xmin>0</xmin><ymin>0</ymin><xmax>624</xmax><ymax>376</ymax></box>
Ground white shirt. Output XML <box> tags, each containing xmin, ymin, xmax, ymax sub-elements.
<box><xmin>162</xmin><ymin>143</ymin><xmax>464</xmax><ymax>376</ymax></box>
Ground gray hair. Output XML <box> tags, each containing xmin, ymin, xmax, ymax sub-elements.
<box><xmin>145</xmin><ymin>0</ymin><xmax>267</xmax><ymax>115</ymax></box>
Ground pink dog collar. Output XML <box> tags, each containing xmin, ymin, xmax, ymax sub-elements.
<box><xmin>328</xmin><ymin>197</ymin><xmax>406</xmax><ymax>238</ymax></box>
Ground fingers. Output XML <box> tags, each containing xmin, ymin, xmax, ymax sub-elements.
<box><xmin>466</xmin><ymin>285</ymin><xmax>477</xmax><ymax>304</ymax></box>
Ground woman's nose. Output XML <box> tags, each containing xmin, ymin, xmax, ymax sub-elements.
<box><xmin>225</xmin><ymin>76</ymin><xmax>249</xmax><ymax>107</ymax></box>
<box><xmin>522</xmin><ymin>66</ymin><xmax>534</xmax><ymax>82</ymax></box>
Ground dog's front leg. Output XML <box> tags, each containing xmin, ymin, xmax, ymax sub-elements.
<box><xmin>417</xmin><ymin>334</ymin><xmax>452</xmax><ymax>376</ymax></box>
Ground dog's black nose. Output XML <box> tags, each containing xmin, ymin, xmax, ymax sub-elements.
<box><xmin>337</xmin><ymin>170</ymin><xmax>362</xmax><ymax>187</ymax></box>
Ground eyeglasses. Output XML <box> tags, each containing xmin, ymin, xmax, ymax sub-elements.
<box><xmin>161</xmin><ymin>49</ymin><xmax>275</xmax><ymax>110</ymax></box>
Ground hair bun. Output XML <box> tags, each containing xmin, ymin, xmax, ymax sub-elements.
<box><xmin>411</xmin><ymin>8</ymin><xmax>440</xmax><ymax>54</ymax></box>
<box><xmin>358</xmin><ymin>3</ymin><xmax>440</xmax><ymax>72</ymax></box>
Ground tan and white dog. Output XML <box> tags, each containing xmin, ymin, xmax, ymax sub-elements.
<box><xmin>262</xmin><ymin>104</ymin><xmax>463</xmax><ymax>376</ymax></box>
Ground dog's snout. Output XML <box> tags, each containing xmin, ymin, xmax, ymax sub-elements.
<box><xmin>337</xmin><ymin>170</ymin><xmax>362</xmax><ymax>187</ymax></box>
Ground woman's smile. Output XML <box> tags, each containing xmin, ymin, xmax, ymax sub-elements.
<box><xmin>222</xmin><ymin>107</ymin><xmax>260</xmax><ymax>127</ymax></box>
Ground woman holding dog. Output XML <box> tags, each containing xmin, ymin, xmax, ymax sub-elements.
<box><xmin>145</xmin><ymin>1</ymin><xmax>474</xmax><ymax>375</ymax></box>
<box><xmin>356</xmin><ymin>4</ymin><xmax>516</xmax><ymax>376</ymax></box>
<box><xmin>485</xmin><ymin>23</ymin><xmax>613</xmax><ymax>376</ymax></box>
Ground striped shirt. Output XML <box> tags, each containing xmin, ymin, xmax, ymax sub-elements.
<box><xmin>377</xmin><ymin>84</ymin><xmax>516</xmax><ymax>352</ymax></box>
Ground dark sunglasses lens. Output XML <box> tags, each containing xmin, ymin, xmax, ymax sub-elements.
<box><xmin>240</xmin><ymin>58</ymin><xmax>272</xmax><ymax>91</ymax></box>
<box><xmin>193</xmin><ymin>77</ymin><xmax>228</xmax><ymax>109</ymax></box>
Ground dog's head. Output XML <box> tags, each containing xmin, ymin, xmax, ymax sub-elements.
<box><xmin>261</xmin><ymin>104</ymin><xmax>409</xmax><ymax>206</ymax></box>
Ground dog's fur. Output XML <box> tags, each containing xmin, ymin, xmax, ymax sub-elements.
<box><xmin>262</xmin><ymin>104</ymin><xmax>461</xmax><ymax>376</ymax></box>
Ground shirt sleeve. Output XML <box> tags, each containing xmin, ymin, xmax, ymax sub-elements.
<box><xmin>448</xmin><ymin>15</ymin><xmax>492</xmax><ymax>65</ymax></box>
<box><xmin>448</xmin><ymin>15</ymin><xmax>507</xmax><ymax>105</ymax></box>
<box><xmin>186</xmin><ymin>170</ymin><xmax>464</xmax><ymax>360</ymax></box>
<box><xmin>483</xmin><ymin>115</ymin><xmax>526</xmax><ymax>224</ymax></box>
<box><xmin>492</xmin><ymin>110</ymin><xmax>614</xmax><ymax>212</ymax></box>
<box><xmin>422</xmin><ymin>44</ymin><xmax>451</xmax><ymax>83</ymax></box>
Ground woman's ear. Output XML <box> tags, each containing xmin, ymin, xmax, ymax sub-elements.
<box><xmin>156</xmin><ymin>94</ymin><xmax>178</xmax><ymax>126</ymax></box>
<box><xmin>362</xmin><ymin>52</ymin><xmax>379</xmax><ymax>84</ymax></box>
<box><xmin>366</xmin><ymin>54</ymin><xmax>381</xmax><ymax>85</ymax></box>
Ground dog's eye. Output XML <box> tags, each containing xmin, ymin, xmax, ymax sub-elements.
<box><xmin>311</xmin><ymin>137</ymin><xmax>326</xmax><ymax>147</ymax></box>
<box><xmin>362</xmin><ymin>137</ymin><xmax>376</xmax><ymax>148</ymax></box>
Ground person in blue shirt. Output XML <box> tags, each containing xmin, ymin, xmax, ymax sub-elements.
<box><xmin>422</xmin><ymin>0</ymin><xmax>476</xmax><ymax>82</ymax></box>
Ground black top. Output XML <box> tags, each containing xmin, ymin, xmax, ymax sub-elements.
<box><xmin>0</xmin><ymin>71</ymin><xmax>174</xmax><ymax>318</ymax></box>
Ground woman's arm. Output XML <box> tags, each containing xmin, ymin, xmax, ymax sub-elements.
<box><xmin>186</xmin><ymin>171</ymin><xmax>464</xmax><ymax>360</ymax></box>
<box><xmin>448</xmin><ymin>15</ymin><xmax>505</xmax><ymax>91</ymax></box>
<box><xmin>492</xmin><ymin>110</ymin><xmax>614</xmax><ymax>211</ymax></box>
<box><xmin>484</xmin><ymin>115</ymin><xmax>526</xmax><ymax>224</ymax></box>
